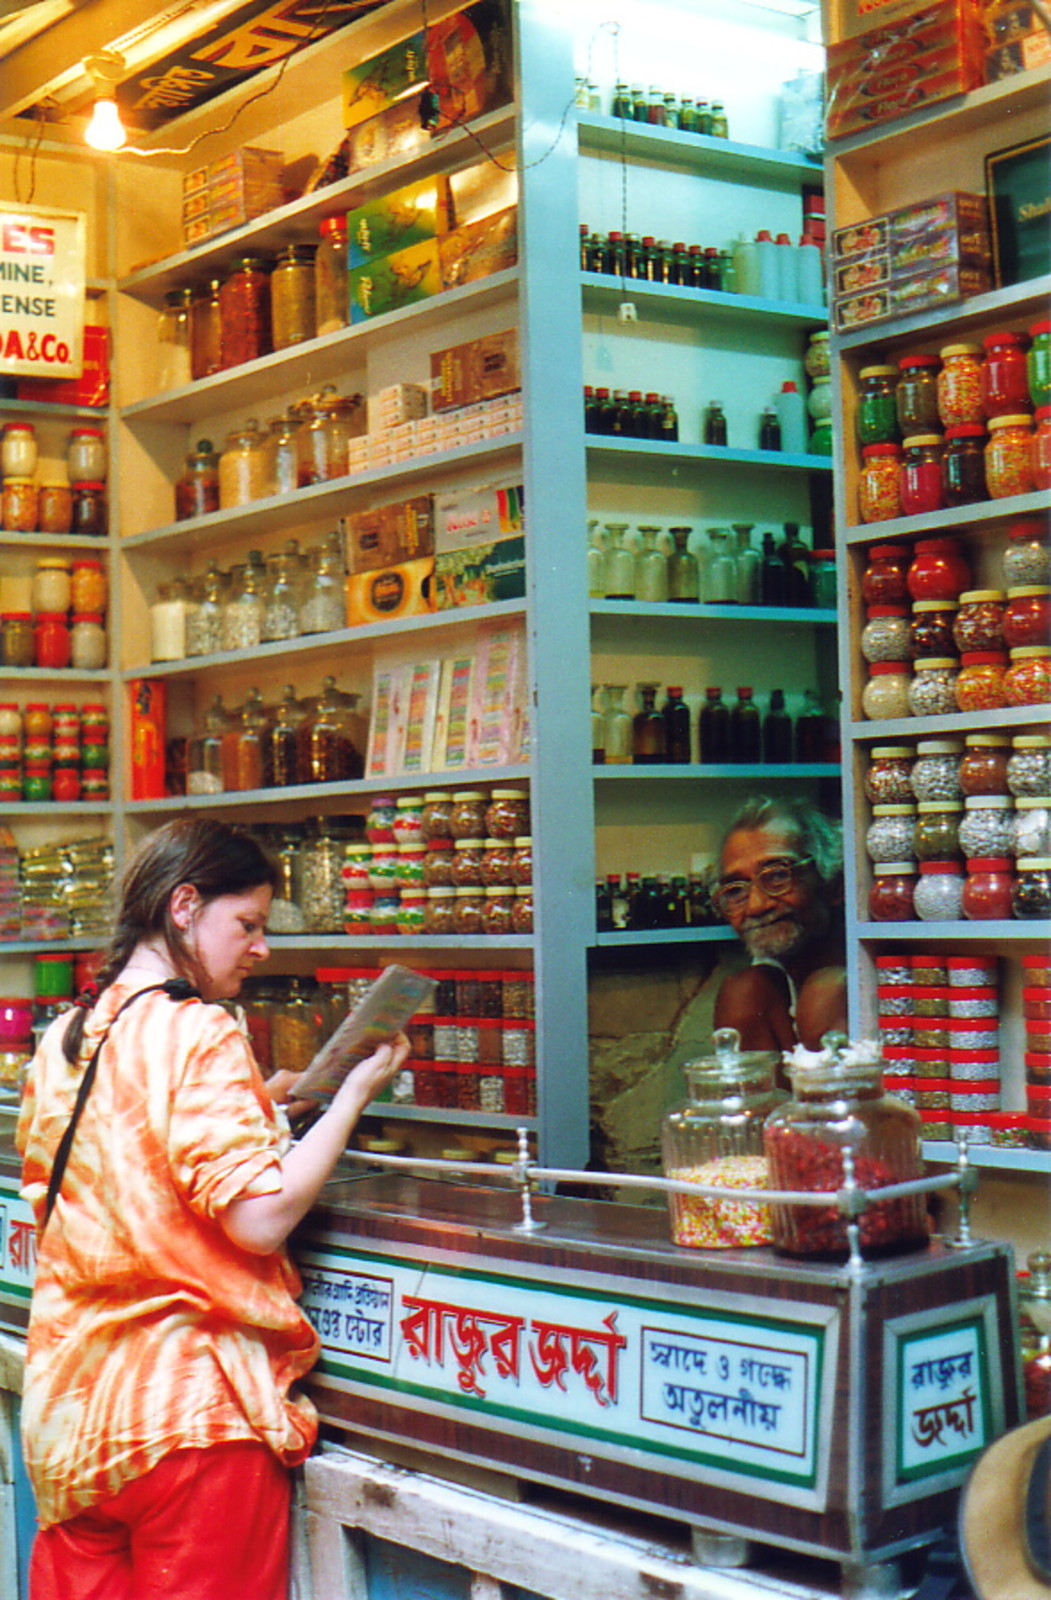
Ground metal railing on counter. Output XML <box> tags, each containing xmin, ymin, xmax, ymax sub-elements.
<box><xmin>335</xmin><ymin>1126</ymin><xmax>982</xmax><ymax>1270</ymax></box>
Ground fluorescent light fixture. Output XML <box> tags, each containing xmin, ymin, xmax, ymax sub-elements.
<box><xmin>85</xmin><ymin>95</ymin><xmax>125</xmax><ymax>149</ymax></box>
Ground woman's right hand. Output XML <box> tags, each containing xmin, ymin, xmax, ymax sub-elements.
<box><xmin>338</xmin><ymin>1032</ymin><xmax>411</xmax><ymax>1108</ymax></box>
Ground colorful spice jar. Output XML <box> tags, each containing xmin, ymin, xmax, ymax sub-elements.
<box><xmin>981</xmin><ymin>330</ymin><xmax>1031</xmax><ymax>419</ymax></box>
<box><xmin>70</xmin><ymin>482</ymin><xmax>106</xmax><ymax>538</ymax></box>
<box><xmin>909</xmin><ymin>599</ymin><xmax>958</xmax><ymax>661</ymax></box>
<box><xmin>1013</xmin><ymin>857</ymin><xmax>1051</xmax><ymax>919</ymax></box>
<box><xmin>942</xmin><ymin>424</ymin><xmax>987</xmax><ymax>504</ymax></box>
<box><xmin>869</xmin><ymin>861</ymin><xmax>917</xmax><ymax>921</ymax></box>
<box><xmin>959</xmin><ymin>795</ymin><xmax>1012</xmax><ymax>858</ymax></box>
<box><xmin>861</xmin><ymin>605</ymin><xmax>911</xmax><ymax>662</ymax></box>
<box><xmin>31</xmin><ymin>557</ymin><xmax>71</xmax><ymax>615</ymax></box>
<box><xmin>1</xmin><ymin>613</ymin><xmax>33</xmax><ymax>666</ymax></box>
<box><xmin>865</xmin><ymin>745</ymin><xmax>915</xmax><ymax>804</ymax></box>
<box><xmin>985</xmin><ymin>414</ymin><xmax>1035</xmax><ymax>499</ymax></box>
<box><xmin>914</xmin><ymin>800</ymin><xmax>961</xmax><ymax>861</ymax></box>
<box><xmin>862</xmin><ymin>543</ymin><xmax>911</xmax><ymax>606</ymax></box>
<box><xmin>1005</xmin><ymin>646</ymin><xmax>1051</xmax><ymax>706</ymax></box>
<box><xmin>1003</xmin><ymin>518</ymin><xmax>1051</xmax><ymax>587</ymax></box>
<box><xmin>33</xmin><ymin>613</ymin><xmax>70</xmax><ymax>669</ymax></box>
<box><xmin>866</xmin><ymin>802</ymin><xmax>916</xmax><ymax>862</ymax></box>
<box><xmin>907</xmin><ymin>537</ymin><xmax>970</xmax><ymax>603</ymax></box>
<box><xmin>2</xmin><ymin>477</ymin><xmax>36</xmax><ymax>532</ymax></box>
<box><xmin>955</xmin><ymin>650</ymin><xmax>1007</xmax><ymax>711</ymax></box>
<box><xmin>959</xmin><ymin>734</ymin><xmax>1010</xmax><ymax>797</ymax></box>
<box><xmin>856</xmin><ymin>365</ymin><xmax>900</xmax><ymax>444</ymax></box>
<box><xmin>910</xmin><ymin>739</ymin><xmax>963</xmax><ymax>801</ymax></box>
<box><xmin>859</xmin><ymin>444</ymin><xmax>903</xmax><ymax>523</ymax></box>
<box><xmin>896</xmin><ymin>354</ymin><xmax>941</xmax><ymax>435</ymax></box>
<box><xmin>913</xmin><ymin>859</ymin><xmax>965</xmax><ymax>921</ymax></box>
<box><xmin>962</xmin><ymin>857</ymin><xmax>1014</xmax><ymax>920</ymax></box>
<box><xmin>37</xmin><ymin>482</ymin><xmax>72</xmax><ymax>534</ymax></box>
<box><xmin>908</xmin><ymin>657</ymin><xmax>959</xmax><ymax>717</ymax></box>
<box><xmin>953</xmin><ymin>590</ymin><xmax>1005</xmax><ymax>653</ymax></box>
<box><xmin>900</xmin><ymin>434</ymin><xmax>946</xmax><ymax>516</ymax></box>
<box><xmin>1003</xmin><ymin>586</ymin><xmax>1051</xmax><ymax>649</ymax></box>
<box><xmin>937</xmin><ymin>343</ymin><xmax>984</xmax><ymax>427</ymax></box>
<box><xmin>71</xmin><ymin>559</ymin><xmax>108</xmax><ymax>615</ymax></box>
<box><xmin>1008</xmin><ymin>734</ymin><xmax>1051</xmax><ymax>796</ymax></box>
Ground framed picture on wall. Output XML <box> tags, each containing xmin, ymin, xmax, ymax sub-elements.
<box><xmin>985</xmin><ymin>133</ymin><xmax>1051</xmax><ymax>286</ymax></box>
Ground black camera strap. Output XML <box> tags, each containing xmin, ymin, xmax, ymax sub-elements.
<box><xmin>44</xmin><ymin>978</ymin><xmax>199</xmax><ymax>1227</ymax></box>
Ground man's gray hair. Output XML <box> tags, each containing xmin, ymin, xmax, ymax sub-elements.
<box><xmin>716</xmin><ymin>796</ymin><xmax>843</xmax><ymax>886</ymax></box>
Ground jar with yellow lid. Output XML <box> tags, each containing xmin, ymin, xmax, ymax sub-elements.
<box><xmin>31</xmin><ymin>558</ymin><xmax>71</xmax><ymax>616</ymax></box>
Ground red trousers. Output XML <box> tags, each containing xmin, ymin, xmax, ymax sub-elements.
<box><xmin>29</xmin><ymin>1441</ymin><xmax>291</xmax><ymax>1600</ymax></box>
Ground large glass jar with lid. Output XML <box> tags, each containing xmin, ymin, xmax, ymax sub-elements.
<box><xmin>218</xmin><ymin>419</ymin><xmax>268</xmax><ymax>508</ymax></box>
<box><xmin>67</xmin><ymin>426</ymin><xmax>106</xmax><ymax>485</ymax></box>
<box><xmin>266</xmin><ymin>413</ymin><xmax>301</xmax><ymax>497</ymax></box>
<box><xmin>270</xmin><ymin>977</ymin><xmax>322</xmax><ymax>1075</ymax></box>
<box><xmin>1018</xmin><ymin>1251</ymin><xmax>1051</xmax><ymax>1419</ymax></box>
<box><xmin>1002</xmin><ymin>517</ymin><xmax>1050</xmax><ymax>587</ymax></box>
<box><xmin>187</xmin><ymin>694</ymin><xmax>228</xmax><ymax>795</ymax></box>
<box><xmin>31</xmin><ymin>558</ymin><xmax>71</xmax><ymax>616</ymax></box>
<box><xmin>297</xmin><ymin>386</ymin><xmax>362</xmax><ymax>484</ymax></box>
<box><xmin>2</xmin><ymin>422</ymin><xmax>36</xmax><ymax>478</ymax></box>
<box><xmin>762</xmin><ymin>1034</ymin><xmax>928</xmax><ymax>1259</ymax></box>
<box><xmin>271</xmin><ymin>243</ymin><xmax>317</xmax><ymax>349</ymax></box>
<box><xmin>150</xmin><ymin>579</ymin><xmax>189</xmax><ymax>662</ymax></box>
<box><xmin>263</xmin><ymin>684</ymin><xmax>305</xmax><ymax>786</ymax></box>
<box><xmin>316</xmin><ymin>215</ymin><xmax>349</xmax><ymax>336</ymax></box>
<box><xmin>268</xmin><ymin>826</ymin><xmax>306</xmax><ymax>933</ymax></box>
<box><xmin>661</xmin><ymin>1026</ymin><xmax>786</xmax><ymax>1248</ymax></box>
<box><xmin>157</xmin><ymin>287</ymin><xmax>193</xmax><ymax>390</ymax></box>
<box><xmin>175</xmin><ymin>439</ymin><xmax>219</xmax><ymax>521</ymax></box>
<box><xmin>184</xmin><ymin>563</ymin><xmax>225</xmax><ymax>657</ymax></box>
<box><xmin>190</xmin><ymin>278</ymin><xmax>223</xmax><ymax>381</ymax></box>
<box><xmin>1008</xmin><ymin>734</ymin><xmax>1051</xmax><ymax>796</ymax></box>
<box><xmin>226</xmin><ymin>687</ymin><xmax>268</xmax><ymax>792</ymax></box>
<box><xmin>261</xmin><ymin>544</ymin><xmax>301</xmax><ymax>642</ymax></box>
<box><xmin>219</xmin><ymin>257</ymin><xmax>272</xmax><ymax>368</ymax></box>
<box><xmin>302</xmin><ymin>816</ymin><xmax>362</xmax><ymax>931</ymax></box>
<box><xmin>297</xmin><ymin>677</ymin><xmax>363</xmax><ymax>784</ymax></box>
<box><xmin>299</xmin><ymin>530</ymin><xmax>346</xmax><ymax>634</ymax></box>
<box><xmin>221</xmin><ymin>557</ymin><xmax>266</xmax><ymax>653</ymax></box>
<box><xmin>855</xmin><ymin>366</ymin><xmax>899</xmax><ymax>445</ymax></box>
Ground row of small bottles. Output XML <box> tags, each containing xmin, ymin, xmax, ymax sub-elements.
<box><xmin>581</xmin><ymin>227</ymin><xmax>825</xmax><ymax>307</ymax></box>
<box><xmin>184</xmin><ymin>678</ymin><xmax>365</xmax><ymax>796</ymax></box>
<box><xmin>597</xmin><ymin>871</ymin><xmax>718</xmax><ymax>932</ymax></box>
<box><xmin>589</xmin><ymin>521</ymin><xmax>837</xmax><ymax>609</ymax></box>
<box><xmin>593</xmin><ymin>684</ymin><xmax>838</xmax><ymax>765</ymax></box>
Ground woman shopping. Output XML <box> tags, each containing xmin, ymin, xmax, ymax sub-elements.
<box><xmin>17</xmin><ymin>817</ymin><xmax>408</xmax><ymax>1600</ymax></box>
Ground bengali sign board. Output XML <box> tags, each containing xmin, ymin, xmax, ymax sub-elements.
<box><xmin>0</xmin><ymin>205</ymin><xmax>86</xmax><ymax>379</ymax></box>
<box><xmin>298</xmin><ymin>1246</ymin><xmax>838</xmax><ymax>1507</ymax></box>
<box><xmin>0</xmin><ymin>1171</ymin><xmax>35</xmax><ymax>1306</ymax></box>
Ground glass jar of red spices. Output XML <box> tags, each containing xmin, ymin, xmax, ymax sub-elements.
<box><xmin>862</xmin><ymin>543</ymin><xmax>910</xmax><ymax>606</ymax></box>
<box><xmin>763</xmin><ymin>1035</ymin><xmax>928</xmax><ymax>1260</ymax></box>
<box><xmin>900</xmin><ymin>435</ymin><xmax>945</xmax><ymax>516</ymax></box>
<box><xmin>981</xmin><ymin>330</ymin><xmax>1031</xmax><ymax>420</ymax></box>
<box><xmin>907</xmin><ymin>537</ymin><xmax>970</xmax><ymax>603</ymax></box>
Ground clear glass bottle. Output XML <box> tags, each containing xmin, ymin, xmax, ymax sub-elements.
<box><xmin>218</xmin><ymin>418</ymin><xmax>268</xmax><ymax>508</ymax></box>
<box><xmin>175</xmin><ymin>438</ymin><xmax>220</xmax><ymax>521</ymax></box>
<box><xmin>266</xmin><ymin>412</ymin><xmax>301</xmax><ymax>497</ymax></box>
<box><xmin>635</xmin><ymin>525</ymin><xmax>669</xmax><ymax>602</ymax></box>
<box><xmin>633</xmin><ymin>683</ymin><xmax>666</xmax><ymax>762</ymax></box>
<box><xmin>316</xmin><ymin>215</ymin><xmax>349</xmax><ymax>336</ymax></box>
<box><xmin>587</xmin><ymin>521</ymin><xmax>607</xmax><ymax>598</ymax></box>
<box><xmin>228</xmin><ymin>686</ymin><xmax>268</xmax><ymax>792</ymax></box>
<box><xmin>299</xmin><ymin>530</ymin><xmax>346</xmax><ymax>634</ymax></box>
<box><xmin>261</xmin><ymin>544</ymin><xmax>301</xmax><ymax>642</ymax></box>
<box><xmin>184</xmin><ymin>562</ymin><xmax>224</xmax><ymax>657</ymax></box>
<box><xmin>763</xmin><ymin>1035</ymin><xmax>928</xmax><ymax>1259</ymax></box>
<box><xmin>157</xmin><ymin>287</ymin><xmax>193</xmax><ymax>390</ymax></box>
<box><xmin>706</xmin><ymin>527</ymin><xmax>737</xmax><ymax>603</ymax></box>
<box><xmin>271</xmin><ymin>243</ymin><xmax>317</xmax><ymax>349</ymax></box>
<box><xmin>298</xmin><ymin>676</ymin><xmax>363</xmax><ymax>783</ymax></box>
<box><xmin>603</xmin><ymin>684</ymin><xmax>633</xmax><ymax>764</ymax></box>
<box><xmin>191</xmin><ymin>278</ymin><xmax>224</xmax><ymax>381</ymax></box>
<box><xmin>602</xmin><ymin>522</ymin><xmax>636</xmax><ymax>599</ymax></box>
<box><xmin>187</xmin><ymin>694</ymin><xmax>228</xmax><ymax>795</ymax></box>
<box><xmin>263</xmin><ymin>684</ymin><xmax>305</xmax><ymax>787</ymax></box>
<box><xmin>668</xmin><ymin>526</ymin><xmax>699</xmax><ymax>602</ymax></box>
<box><xmin>221</xmin><ymin>559</ymin><xmax>265</xmax><ymax>652</ymax></box>
<box><xmin>661</xmin><ymin>1027</ymin><xmax>786</xmax><ymax>1248</ymax></box>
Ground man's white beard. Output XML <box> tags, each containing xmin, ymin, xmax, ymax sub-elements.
<box><xmin>741</xmin><ymin>913</ymin><xmax>807</xmax><ymax>960</ymax></box>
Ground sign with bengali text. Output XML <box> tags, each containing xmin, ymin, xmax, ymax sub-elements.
<box><xmin>298</xmin><ymin>1247</ymin><xmax>837</xmax><ymax>1504</ymax></box>
<box><xmin>894</xmin><ymin>1315</ymin><xmax>991</xmax><ymax>1484</ymax></box>
<box><xmin>0</xmin><ymin>205</ymin><xmax>86</xmax><ymax>378</ymax></box>
<box><xmin>0</xmin><ymin>1171</ymin><xmax>35</xmax><ymax>1303</ymax></box>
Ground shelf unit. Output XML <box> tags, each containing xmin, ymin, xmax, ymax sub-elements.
<box><xmin>824</xmin><ymin>16</ymin><xmax>1051</xmax><ymax>1181</ymax></box>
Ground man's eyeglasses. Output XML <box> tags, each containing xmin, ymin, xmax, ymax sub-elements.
<box><xmin>712</xmin><ymin>857</ymin><xmax>815</xmax><ymax>918</ymax></box>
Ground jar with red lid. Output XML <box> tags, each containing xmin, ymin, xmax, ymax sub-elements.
<box><xmin>33</xmin><ymin>613</ymin><xmax>70</xmax><ymax>668</ymax></box>
<box><xmin>869</xmin><ymin>861</ymin><xmax>917</xmax><ymax>921</ymax></box>
<box><xmin>955</xmin><ymin>650</ymin><xmax>1007</xmax><ymax>712</ymax></box>
<box><xmin>986</xmin><ymin>414</ymin><xmax>1035</xmax><ymax>499</ymax></box>
<box><xmin>862</xmin><ymin>662</ymin><xmax>911</xmax><ymax>721</ymax></box>
<box><xmin>909</xmin><ymin>599</ymin><xmax>958</xmax><ymax>660</ymax></box>
<box><xmin>900</xmin><ymin>435</ymin><xmax>945</xmax><ymax>516</ymax></box>
<box><xmin>862</xmin><ymin>543</ymin><xmax>910</xmax><ymax>605</ymax></box>
<box><xmin>365</xmin><ymin>795</ymin><xmax>396</xmax><ymax>844</ymax></box>
<box><xmin>53</xmin><ymin>767</ymin><xmax>81</xmax><ymax>803</ymax></box>
<box><xmin>1003</xmin><ymin>518</ymin><xmax>1051</xmax><ymax>587</ymax></box>
<box><xmin>981</xmin><ymin>331</ymin><xmax>1031</xmax><ymax>420</ymax></box>
<box><xmin>1005</xmin><ymin>646</ymin><xmax>1051</xmax><ymax>706</ymax></box>
<box><xmin>942</xmin><ymin>424</ymin><xmax>987</xmax><ymax>505</ymax></box>
<box><xmin>959</xmin><ymin>734</ymin><xmax>1010</xmax><ymax>796</ymax></box>
<box><xmin>856</xmin><ymin>365</ymin><xmax>900</xmax><ymax>445</ymax></box>
<box><xmin>859</xmin><ymin>445</ymin><xmax>903</xmax><ymax>523</ymax></box>
<box><xmin>907</xmin><ymin>537</ymin><xmax>970</xmax><ymax>603</ymax></box>
<box><xmin>1003</xmin><ymin>585</ymin><xmax>1050</xmax><ymax>648</ymax></box>
<box><xmin>953</xmin><ymin>590</ymin><xmax>1005</xmax><ymax>653</ymax></box>
<box><xmin>2</xmin><ymin>478</ymin><xmax>36</xmax><ymax>532</ymax></box>
<box><xmin>896</xmin><ymin>355</ymin><xmax>941</xmax><ymax>435</ymax></box>
<box><xmin>1033</xmin><ymin>407</ymin><xmax>1051</xmax><ymax>490</ymax></box>
<box><xmin>937</xmin><ymin>343</ymin><xmax>984</xmax><ymax>427</ymax></box>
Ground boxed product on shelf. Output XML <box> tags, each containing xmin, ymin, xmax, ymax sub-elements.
<box><xmin>181</xmin><ymin>147</ymin><xmax>284</xmax><ymax>246</ymax></box>
<box><xmin>370</xmin><ymin>383</ymin><xmax>430</xmax><ymax>429</ymax></box>
<box><xmin>17</xmin><ymin>323</ymin><xmax>108</xmax><ymax>407</ymax></box>
<box><xmin>432</xmin><ymin>480</ymin><xmax>525</xmax><ymax>609</ymax></box>
<box><xmin>983</xmin><ymin>2</ymin><xmax>1051</xmax><ymax>80</ymax></box>
<box><xmin>986</xmin><ymin>134</ymin><xmax>1051</xmax><ymax>287</ymax></box>
<box><xmin>430</xmin><ymin>327</ymin><xmax>520</xmax><ymax>412</ymax></box>
<box><xmin>348</xmin><ymin>237</ymin><xmax>443</xmax><ymax>323</ymax></box>
<box><xmin>344</xmin><ymin>98</ymin><xmax>430</xmax><ymax>174</ymax></box>
<box><xmin>346</xmin><ymin>174</ymin><xmax>453</xmax><ymax>266</ymax></box>
<box><xmin>345</xmin><ymin>557</ymin><xmax>434</xmax><ymax>626</ymax></box>
<box><xmin>825</xmin><ymin>0</ymin><xmax>985</xmax><ymax>139</ymax></box>
<box><xmin>834</xmin><ymin>263</ymin><xmax>994</xmax><ymax>329</ymax></box>
<box><xmin>342</xmin><ymin>495</ymin><xmax>434</xmax><ymax>574</ymax></box>
<box><xmin>342</xmin><ymin>29</ymin><xmax>428</xmax><ymax>128</ymax></box>
<box><xmin>425</xmin><ymin>0</ymin><xmax>514</xmax><ymax>129</ymax></box>
<box><xmin>434</xmin><ymin>480</ymin><xmax>523</xmax><ymax>547</ymax></box>
<box><xmin>438</xmin><ymin>205</ymin><xmax>518</xmax><ymax>287</ymax></box>
<box><xmin>832</xmin><ymin>191</ymin><xmax>991</xmax><ymax>282</ymax></box>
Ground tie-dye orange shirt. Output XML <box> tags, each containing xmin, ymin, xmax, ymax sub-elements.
<box><xmin>17</xmin><ymin>978</ymin><xmax>319</xmax><ymax>1528</ymax></box>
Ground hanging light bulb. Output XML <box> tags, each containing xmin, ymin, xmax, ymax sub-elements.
<box><xmin>86</xmin><ymin>96</ymin><xmax>125</xmax><ymax>150</ymax></box>
<box><xmin>83</xmin><ymin>52</ymin><xmax>126</xmax><ymax>152</ymax></box>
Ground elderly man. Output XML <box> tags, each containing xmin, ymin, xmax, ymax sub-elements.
<box><xmin>711</xmin><ymin>796</ymin><xmax>847</xmax><ymax>1057</ymax></box>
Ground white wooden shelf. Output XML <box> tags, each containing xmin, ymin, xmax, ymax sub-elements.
<box><xmin>830</xmin><ymin>64</ymin><xmax>1051</xmax><ymax>161</ymax></box>
<box><xmin>842</xmin><ymin>489</ymin><xmax>1051</xmax><ymax>546</ymax></box>
<box><xmin>0</xmin><ymin>398</ymin><xmax>107</xmax><ymax>421</ymax></box>
<box><xmin>849</xmin><ymin>705</ymin><xmax>1048</xmax><ymax>741</ymax></box>
<box><xmin>923</xmin><ymin>1143</ymin><xmax>1050</xmax><ymax>1174</ymax></box>
<box><xmin>595</xmin><ymin>762</ymin><xmax>839</xmax><ymax>781</ymax></box>
<box><xmin>836</xmin><ymin>274</ymin><xmax>1051</xmax><ymax>353</ymax></box>
<box><xmin>590</xmin><ymin>602</ymin><xmax>837</xmax><ymax>626</ymax></box>
<box><xmin>593</xmin><ymin>927</ymin><xmax>731</xmax><ymax>947</ymax></box>
<box><xmin>124</xmin><ymin>767</ymin><xmax>532</xmax><ymax>814</ymax></box>
<box><xmin>856</xmin><ymin>920</ymin><xmax>1051</xmax><ymax>941</ymax></box>
<box><xmin>581</xmin><ymin>274</ymin><xmax>827</xmax><ymax>329</ymax></box>
<box><xmin>586</xmin><ymin>438</ymin><xmax>832</xmax><ymax>475</ymax></box>
<box><xmin>577</xmin><ymin>112</ymin><xmax>823</xmax><ymax>188</ymax></box>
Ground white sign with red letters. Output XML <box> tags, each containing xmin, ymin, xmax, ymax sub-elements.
<box><xmin>0</xmin><ymin>203</ymin><xmax>86</xmax><ymax>378</ymax></box>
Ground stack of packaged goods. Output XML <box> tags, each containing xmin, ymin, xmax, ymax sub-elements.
<box><xmin>0</xmin><ymin>828</ymin><xmax>20</xmax><ymax>941</ymax></box>
<box><xmin>825</xmin><ymin>1</ymin><xmax>985</xmax><ymax>143</ymax></box>
<box><xmin>834</xmin><ymin>191</ymin><xmax>992</xmax><ymax>334</ymax></box>
<box><xmin>1024</xmin><ymin>950</ymin><xmax>1051</xmax><ymax>1151</ymax></box>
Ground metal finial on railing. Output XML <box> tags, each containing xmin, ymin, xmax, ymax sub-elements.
<box><xmin>512</xmin><ymin>1125</ymin><xmax>545</xmax><ymax>1234</ymax></box>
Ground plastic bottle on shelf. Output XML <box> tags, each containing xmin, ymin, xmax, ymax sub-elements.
<box><xmin>775</xmin><ymin>232</ymin><xmax>797</xmax><ymax>302</ymax></box>
<box><xmin>776</xmin><ymin>380</ymin><xmax>808</xmax><ymax>454</ymax></box>
<box><xmin>755</xmin><ymin>230</ymin><xmax>779</xmax><ymax>300</ymax></box>
<box><xmin>732</xmin><ymin>234</ymin><xmax>759</xmax><ymax>296</ymax></box>
<box><xmin>796</xmin><ymin>232</ymin><xmax>824</xmax><ymax>305</ymax></box>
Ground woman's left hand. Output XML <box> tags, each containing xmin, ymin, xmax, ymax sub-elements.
<box><xmin>264</xmin><ymin>1069</ymin><xmax>318</xmax><ymax>1122</ymax></box>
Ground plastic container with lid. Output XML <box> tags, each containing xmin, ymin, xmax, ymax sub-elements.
<box><xmin>907</xmin><ymin>537</ymin><xmax>970</xmax><ymax>603</ymax></box>
<box><xmin>985</xmin><ymin>414</ymin><xmax>1035</xmax><ymax>499</ymax></box>
<box><xmin>31</xmin><ymin>557</ymin><xmax>71</xmax><ymax>615</ymax></box>
<box><xmin>421</xmin><ymin>791</ymin><xmax>454</xmax><ymax>841</ymax></box>
<box><xmin>1</xmin><ymin>423</ymin><xmax>36</xmax><ymax>479</ymax></box>
<box><xmin>33</xmin><ymin>612</ymin><xmax>70</xmax><ymax>669</ymax></box>
<box><xmin>908</xmin><ymin>658</ymin><xmax>959</xmax><ymax>718</ymax></box>
<box><xmin>953</xmin><ymin>590</ymin><xmax>1005</xmax><ymax>653</ymax></box>
<box><xmin>67</xmin><ymin>426</ymin><xmax>106</xmax><ymax>484</ymax></box>
<box><xmin>1003</xmin><ymin>585</ymin><xmax>1050</xmax><ymax>649</ymax></box>
<box><xmin>896</xmin><ymin>355</ymin><xmax>941</xmax><ymax>435</ymax></box>
<box><xmin>1013</xmin><ymin>857</ymin><xmax>1051</xmax><ymax>919</ymax></box>
<box><xmin>981</xmin><ymin>330</ymin><xmax>1031</xmax><ymax>420</ymax></box>
<box><xmin>866</xmin><ymin>803</ymin><xmax>916</xmax><ymax>863</ymax></box>
<box><xmin>958</xmin><ymin>795</ymin><xmax>1012</xmax><ymax>858</ymax></box>
<box><xmin>955</xmin><ymin>651</ymin><xmax>1007</xmax><ymax>712</ymax></box>
<box><xmin>175</xmin><ymin>439</ymin><xmax>220</xmax><ymax>521</ymax></box>
<box><xmin>869</xmin><ymin>862</ymin><xmax>917</xmax><ymax>921</ymax></box>
<box><xmin>70</xmin><ymin>612</ymin><xmax>107</xmax><ymax>670</ymax></box>
<box><xmin>861</xmin><ymin>605</ymin><xmax>911</xmax><ymax>663</ymax></box>
<box><xmin>959</xmin><ymin>734</ymin><xmax>1010</xmax><ymax>796</ymax></box>
<box><xmin>859</xmin><ymin>445</ymin><xmax>903</xmax><ymax>523</ymax></box>
<box><xmin>71</xmin><ymin>558</ymin><xmax>107</xmax><ymax>615</ymax></box>
<box><xmin>219</xmin><ymin>419</ymin><xmax>268</xmax><ymax>508</ymax></box>
<box><xmin>865</xmin><ymin>745</ymin><xmax>915</xmax><ymax>804</ymax></box>
<box><xmin>70</xmin><ymin>482</ymin><xmax>106</xmax><ymax>538</ymax></box>
<box><xmin>1008</xmin><ymin>733</ymin><xmax>1051</xmax><ymax>796</ymax></box>
<box><xmin>941</xmin><ymin>424</ymin><xmax>987</xmax><ymax>505</ymax></box>
<box><xmin>763</xmin><ymin>1033</ymin><xmax>928</xmax><ymax>1259</ymax></box>
<box><xmin>913</xmin><ymin>859</ymin><xmax>965</xmax><ymax>921</ymax></box>
<box><xmin>1029</xmin><ymin>322</ymin><xmax>1051</xmax><ymax>408</ymax></box>
<box><xmin>937</xmin><ymin>343</ymin><xmax>984</xmax><ymax>427</ymax></box>
<box><xmin>271</xmin><ymin>243</ymin><xmax>317</xmax><ymax>349</ymax></box>
<box><xmin>1005</xmin><ymin>646</ymin><xmax>1051</xmax><ymax>706</ymax></box>
<box><xmin>1003</xmin><ymin>518</ymin><xmax>1051</xmax><ymax>587</ymax></box>
<box><xmin>1012</xmin><ymin>796</ymin><xmax>1051</xmax><ymax>858</ymax></box>
<box><xmin>450</xmin><ymin>790</ymin><xmax>487</xmax><ymax>839</ymax></box>
<box><xmin>862</xmin><ymin>661</ymin><xmax>911</xmax><ymax>721</ymax></box>
<box><xmin>661</xmin><ymin>1026</ymin><xmax>786</xmax><ymax>1248</ymax></box>
<box><xmin>2</xmin><ymin>478</ymin><xmax>37</xmax><ymax>532</ymax></box>
<box><xmin>962</xmin><ymin>857</ymin><xmax>1014</xmax><ymax>921</ymax></box>
<box><xmin>862</xmin><ymin>544</ymin><xmax>910</xmax><ymax>607</ymax></box>
<box><xmin>900</xmin><ymin>434</ymin><xmax>945</xmax><ymax>517</ymax></box>
<box><xmin>1032</xmin><ymin>407</ymin><xmax>1051</xmax><ymax>490</ymax></box>
<box><xmin>485</xmin><ymin>787</ymin><xmax>529</xmax><ymax>840</ymax></box>
<box><xmin>37</xmin><ymin>482</ymin><xmax>72</xmax><ymax>535</ymax></box>
<box><xmin>856</xmin><ymin>366</ymin><xmax>899</xmax><ymax>445</ymax></box>
<box><xmin>219</xmin><ymin>257</ymin><xmax>272</xmax><ymax>368</ymax></box>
